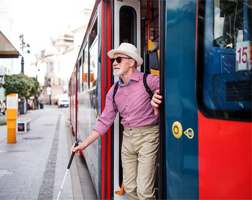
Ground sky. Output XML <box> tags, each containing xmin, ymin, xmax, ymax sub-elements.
<box><xmin>10</xmin><ymin>0</ymin><xmax>92</xmax><ymax>54</ymax></box>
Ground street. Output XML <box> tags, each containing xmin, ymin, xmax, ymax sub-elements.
<box><xmin>0</xmin><ymin>105</ymin><xmax>97</xmax><ymax>200</ymax></box>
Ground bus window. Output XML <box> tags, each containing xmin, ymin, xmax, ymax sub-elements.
<box><xmin>120</xmin><ymin>6</ymin><xmax>137</xmax><ymax>45</ymax></box>
<box><xmin>89</xmin><ymin>19</ymin><xmax>97</xmax><ymax>89</ymax></box>
<box><xmin>83</xmin><ymin>44</ymin><xmax>88</xmax><ymax>91</ymax></box>
<box><xmin>81</xmin><ymin>51</ymin><xmax>84</xmax><ymax>92</ymax></box>
<box><xmin>89</xmin><ymin>20</ymin><xmax>97</xmax><ymax>48</ymax></box>
<box><xmin>148</xmin><ymin>50</ymin><xmax>159</xmax><ymax>76</ymax></box>
<box><xmin>197</xmin><ymin>0</ymin><xmax>251</xmax><ymax>121</ymax></box>
<box><xmin>90</xmin><ymin>38</ymin><xmax>98</xmax><ymax>88</ymax></box>
<box><xmin>78</xmin><ymin>58</ymin><xmax>82</xmax><ymax>92</ymax></box>
<box><xmin>88</xmin><ymin>18</ymin><xmax>98</xmax><ymax>111</ymax></box>
<box><xmin>141</xmin><ymin>0</ymin><xmax>159</xmax><ymax>75</ymax></box>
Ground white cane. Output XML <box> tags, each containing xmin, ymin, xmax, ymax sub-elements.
<box><xmin>56</xmin><ymin>141</ymin><xmax>79</xmax><ymax>200</ymax></box>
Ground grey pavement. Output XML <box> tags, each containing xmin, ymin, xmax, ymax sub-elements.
<box><xmin>0</xmin><ymin>105</ymin><xmax>95</xmax><ymax>200</ymax></box>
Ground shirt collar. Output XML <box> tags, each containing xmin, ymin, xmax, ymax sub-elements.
<box><xmin>130</xmin><ymin>69</ymin><xmax>141</xmax><ymax>81</ymax></box>
<box><xmin>119</xmin><ymin>69</ymin><xmax>141</xmax><ymax>86</ymax></box>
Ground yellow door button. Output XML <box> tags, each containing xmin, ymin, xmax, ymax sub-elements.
<box><xmin>172</xmin><ymin>121</ymin><xmax>183</xmax><ymax>139</ymax></box>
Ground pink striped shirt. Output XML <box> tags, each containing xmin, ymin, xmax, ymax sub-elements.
<box><xmin>93</xmin><ymin>69</ymin><xmax>159</xmax><ymax>135</ymax></box>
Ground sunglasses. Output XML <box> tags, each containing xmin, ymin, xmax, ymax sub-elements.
<box><xmin>110</xmin><ymin>56</ymin><xmax>132</xmax><ymax>63</ymax></box>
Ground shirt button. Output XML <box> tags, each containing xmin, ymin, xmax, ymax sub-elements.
<box><xmin>128</xmin><ymin>123</ymin><xmax>130</xmax><ymax>125</ymax></box>
<box><xmin>128</xmin><ymin>115</ymin><xmax>129</xmax><ymax>116</ymax></box>
<box><xmin>126</xmin><ymin>105</ymin><xmax>128</xmax><ymax>107</ymax></box>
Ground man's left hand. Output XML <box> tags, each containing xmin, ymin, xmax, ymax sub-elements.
<box><xmin>151</xmin><ymin>90</ymin><xmax>162</xmax><ymax>116</ymax></box>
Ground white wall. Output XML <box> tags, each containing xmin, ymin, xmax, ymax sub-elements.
<box><xmin>0</xmin><ymin>0</ymin><xmax>21</xmax><ymax>100</ymax></box>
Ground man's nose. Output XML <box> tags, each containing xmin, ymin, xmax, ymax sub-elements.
<box><xmin>113</xmin><ymin>60</ymin><xmax>118</xmax><ymax>66</ymax></box>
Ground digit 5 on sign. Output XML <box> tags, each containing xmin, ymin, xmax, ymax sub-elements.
<box><xmin>236</xmin><ymin>41</ymin><xmax>250</xmax><ymax>71</ymax></box>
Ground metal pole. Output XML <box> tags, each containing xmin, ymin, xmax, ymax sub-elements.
<box><xmin>20</xmin><ymin>34</ymin><xmax>24</xmax><ymax>74</ymax></box>
<box><xmin>21</xmin><ymin>56</ymin><xmax>24</xmax><ymax>74</ymax></box>
<box><xmin>49</xmin><ymin>94</ymin><xmax>51</xmax><ymax>105</ymax></box>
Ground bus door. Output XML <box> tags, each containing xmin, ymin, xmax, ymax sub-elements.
<box><xmin>113</xmin><ymin>0</ymin><xmax>140</xmax><ymax>199</ymax></box>
<box><xmin>161</xmin><ymin>0</ymin><xmax>199</xmax><ymax>199</ymax></box>
<box><xmin>113</xmin><ymin>0</ymin><xmax>163</xmax><ymax>198</ymax></box>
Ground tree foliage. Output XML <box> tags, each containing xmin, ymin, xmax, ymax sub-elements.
<box><xmin>30</xmin><ymin>77</ymin><xmax>40</xmax><ymax>97</ymax></box>
<box><xmin>2</xmin><ymin>74</ymin><xmax>40</xmax><ymax>100</ymax></box>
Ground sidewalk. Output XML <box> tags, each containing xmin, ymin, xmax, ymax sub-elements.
<box><xmin>0</xmin><ymin>105</ymin><xmax>84</xmax><ymax>200</ymax></box>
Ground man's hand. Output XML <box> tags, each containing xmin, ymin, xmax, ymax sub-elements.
<box><xmin>151</xmin><ymin>90</ymin><xmax>162</xmax><ymax>116</ymax></box>
<box><xmin>70</xmin><ymin>142</ymin><xmax>86</xmax><ymax>155</ymax></box>
<box><xmin>70</xmin><ymin>130</ymin><xmax>100</xmax><ymax>155</ymax></box>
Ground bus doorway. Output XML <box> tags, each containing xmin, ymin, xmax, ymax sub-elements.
<box><xmin>112</xmin><ymin>0</ymin><xmax>162</xmax><ymax>199</ymax></box>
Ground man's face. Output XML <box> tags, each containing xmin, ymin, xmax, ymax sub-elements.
<box><xmin>112</xmin><ymin>53</ymin><xmax>134</xmax><ymax>77</ymax></box>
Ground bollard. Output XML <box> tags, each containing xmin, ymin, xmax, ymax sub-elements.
<box><xmin>6</xmin><ymin>94</ymin><xmax>18</xmax><ymax>143</ymax></box>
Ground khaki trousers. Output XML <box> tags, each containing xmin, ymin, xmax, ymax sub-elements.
<box><xmin>121</xmin><ymin>125</ymin><xmax>159</xmax><ymax>200</ymax></box>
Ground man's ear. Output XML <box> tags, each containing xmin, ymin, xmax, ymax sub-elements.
<box><xmin>129</xmin><ymin>59</ymin><xmax>135</xmax><ymax>68</ymax></box>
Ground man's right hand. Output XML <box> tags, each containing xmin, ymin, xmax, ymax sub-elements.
<box><xmin>70</xmin><ymin>142</ymin><xmax>86</xmax><ymax>155</ymax></box>
<box><xmin>151</xmin><ymin>90</ymin><xmax>162</xmax><ymax>116</ymax></box>
<box><xmin>70</xmin><ymin>130</ymin><xmax>101</xmax><ymax>155</ymax></box>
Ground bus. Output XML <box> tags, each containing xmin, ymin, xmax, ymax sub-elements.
<box><xmin>69</xmin><ymin>0</ymin><xmax>252</xmax><ymax>199</ymax></box>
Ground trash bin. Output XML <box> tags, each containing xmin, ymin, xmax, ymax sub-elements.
<box><xmin>18</xmin><ymin>97</ymin><xmax>27</xmax><ymax>114</ymax></box>
<box><xmin>40</xmin><ymin>103</ymin><xmax>44</xmax><ymax>109</ymax></box>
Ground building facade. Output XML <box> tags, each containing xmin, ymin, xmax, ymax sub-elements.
<box><xmin>0</xmin><ymin>0</ymin><xmax>21</xmax><ymax>100</ymax></box>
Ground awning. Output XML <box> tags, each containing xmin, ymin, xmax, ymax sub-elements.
<box><xmin>0</xmin><ymin>30</ymin><xmax>22</xmax><ymax>58</ymax></box>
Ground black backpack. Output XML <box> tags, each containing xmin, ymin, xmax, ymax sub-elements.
<box><xmin>112</xmin><ymin>73</ymin><xmax>153</xmax><ymax>112</ymax></box>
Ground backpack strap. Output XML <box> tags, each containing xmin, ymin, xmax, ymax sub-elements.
<box><xmin>143</xmin><ymin>73</ymin><xmax>153</xmax><ymax>100</ymax></box>
<box><xmin>113</xmin><ymin>81</ymin><xmax>119</xmax><ymax>112</ymax></box>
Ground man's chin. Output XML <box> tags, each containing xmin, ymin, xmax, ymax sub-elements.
<box><xmin>113</xmin><ymin>72</ymin><xmax>123</xmax><ymax>77</ymax></box>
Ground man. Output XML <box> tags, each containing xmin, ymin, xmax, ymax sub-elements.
<box><xmin>71</xmin><ymin>43</ymin><xmax>162</xmax><ymax>200</ymax></box>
